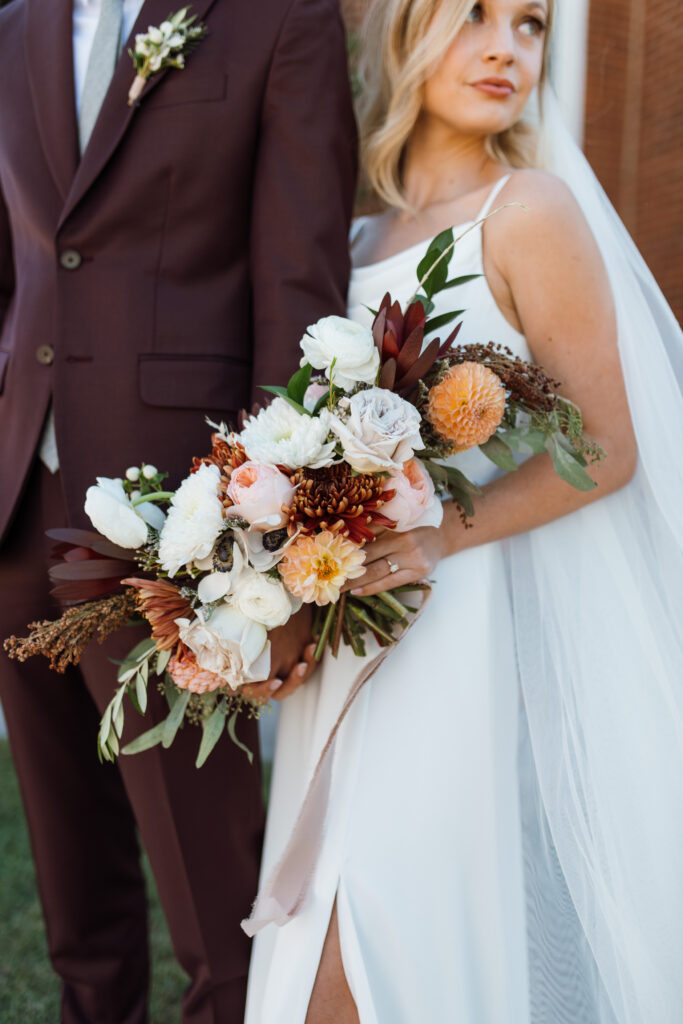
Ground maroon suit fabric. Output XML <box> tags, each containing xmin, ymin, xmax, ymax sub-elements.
<box><xmin>0</xmin><ymin>0</ymin><xmax>357</xmax><ymax>1020</ymax></box>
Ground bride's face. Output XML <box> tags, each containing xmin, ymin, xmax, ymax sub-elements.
<box><xmin>421</xmin><ymin>0</ymin><xmax>549</xmax><ymax>138</ymax></box>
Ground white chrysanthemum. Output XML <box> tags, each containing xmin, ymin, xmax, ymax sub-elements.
<box><xmin>238</xmin><ymin>398</ymin><xmax>336</xmax><ymax>469</ymax></box>
<box><xmin>158</xmin><ymin>463</ymin><xmax>225</xmax><ymax>577</ymax></box>
<box><xmin>300</xmin><ymin>316</ymin><xmax>379</xmax><ymax>391</ymax></box>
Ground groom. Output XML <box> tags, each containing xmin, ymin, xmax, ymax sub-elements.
<box><xmin>0</xmin><ymin>0</ymin><xmax>356</xmax><ymax>1021</ymax></box>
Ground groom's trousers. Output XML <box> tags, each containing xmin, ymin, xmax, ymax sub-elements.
<box><xmin>0</xmin><ymin>459</ymin><xmax>265</xmax><ymax>1024</ymax></box>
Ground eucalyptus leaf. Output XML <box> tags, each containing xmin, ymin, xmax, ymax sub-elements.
<box><xmin>547</xmin><ymin>437</ymin><xmax>597</xmax><ymax>491</ymax></box>
<box><xmin>227</xmin><ymin>709</ymin><xmax>254</xmax><ymax>764</ymax></box>
<box><xmin>443</xmin><ymin>465</ymin><xmax>482</xmax><ymax>495</ymax></box>
<box><xmin>195</xmin><ymin>703</ymin><xmax>227</xmax><ymax>768</ymax></box>
<box><xmin>113</xmin><ymin>700</ymin><xmax>125</xmax><ymax>738</ymax></box>
<box><xmin>126</xmin><ymin>637</ymin><xmax>157</xmax><ymax>663</ymax></box>
<box><xmin>139</xmin><ymin>660</ymin><xmax>149</xmax><ymax>684</ymax></box>
<box><xmin>100</xmin><ymin>702</ymin><xmax>113</xmax><ymax>742</ymax></box>
<box><xmin>107</xmin><ymin>728</ymin><xmax>120</xmax><ymax>757</ymax></box>
<box><xmin>122</xmin><ymin>721</ymin><xmax>167</xmax><ymax>756</ymax></box>
<box><xmin>287</xmin><ymin>362</ymin><xmax>313</xmax><ymax>406</ymax></box>
<box><xmin>164</xmin><ymin>675</ymin><xmax>179</xmax><ymax>710</ymax></box>
<box><xmin>117</xmin><ymin>665</ymin><xmax>138</xmax><ymax>684</ymax></box>
<box><xmin>480</xmin><ymin>435</ymin><xmax>518</xmax><ymax>473</ymax></box>
<box><xmin>156</xmin><ymin>648</ymin><xmax>171</xmax><ymax>676</ymax></box>
<box><xmin>499</xmin><ymin>426</ymin><xmax>548</xmax><ymax>455</ymax></box>
<box><xmin>162</xmin><ymin>690</ymin><xmax>191</xmax><ymax>748</ymax></box>
<box><xmin>135</xmin><ymin>673</ymin><xmax>148</xmax><ymax>714</ymax></box>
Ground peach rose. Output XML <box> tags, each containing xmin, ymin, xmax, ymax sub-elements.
<box><xmin>381</xmin><ymin>459</ymin><xmax>443</xmax><ymax>533</ymax></box>
<box><xmin>227</xmin><ymin>461</ymin><xmax>294</xmax><ymax>530</ymax></box>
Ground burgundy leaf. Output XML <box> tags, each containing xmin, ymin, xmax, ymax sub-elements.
<box><xmin>379</xmin><ymin>358</ymin><xmax>397</xmax><ymax>391</ymax></box>
<box><xmin>404</xmin><ymin>300</ymin><xmax>427</xmax><ymax>338</ymax></box>
<box><xmin>396</xmin><ymin>339</ymin><xmax>441</xmax><ymax>392</ymax></box>
<box><xmin>372</xmin><ymin>306</ymin><xmax>388</xmax><ymax>355</ymax></box>
<box><xmin>395</xmin><ymin>325</ymin><xmax>425</xmax><ymax>375</ymax></box>
<box><xmin>437</xmin><ymin>320</ymin><xmax>463</xmax><ymax>359</ymax></box>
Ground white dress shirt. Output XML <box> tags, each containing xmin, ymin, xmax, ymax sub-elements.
<box><xmin>40</xmin><ymin>0</ymin><xmax>146</xmax><ymax>472</ymax></box>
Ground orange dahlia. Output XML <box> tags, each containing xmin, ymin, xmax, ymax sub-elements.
<box><xmin>426</xmin><ymin>361</ymin><xmax>505</xmax><ymax>451</ymax></box>
<box><xmin>168</xmin><ymin>645</ymin><xmax>225</xmax><ymax>695</ymax></box>
<box><xmin>278</xmin><ymin>531</ymin><xmax>366</xmax><ymax>606</ymax></box>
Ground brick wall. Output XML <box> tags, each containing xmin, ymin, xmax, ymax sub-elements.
<box><xmin>584</xmin><ymin>0</ymin><xmax>682</xmax><ymax>322</ymax></box>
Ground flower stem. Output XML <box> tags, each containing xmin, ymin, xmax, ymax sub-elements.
<box><xmin>131</xmin><ymin>492</ymin><xmax>174</xmax><ymax>508</ymax></box>
<box><xmin>348</xmin><ymin>603</ymin><xmax>396</xmax><ymax>644</ymax></box>
<box><xmin>314</xmin><ymin>602</ymin><xmax>337</xmax><ymax>661</ymax></box>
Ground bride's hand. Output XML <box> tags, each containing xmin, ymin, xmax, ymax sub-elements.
<box><xmin>341</xmin><ymin>525</ymin><xmax>447</xmax><ymax>597</ymax></box>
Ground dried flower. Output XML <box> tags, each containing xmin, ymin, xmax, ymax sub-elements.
<box><xmin>427</xmin><ymin>361</ymin><xmax>505</xmax><ymax>451</ymax></box>
<box><xmin>3</xmin><ymin>591</ymin><xmax>137</xmax><ymax>673</ymax></box>
<box><xmin>278</xmin><ymin>531</ymin><xmax>366</xmax><ymax>605</ymax></box>
<box><xmin>122</xmin><ymin>577</ymin><xmax>193</xmax><ymax>651</ymax></box>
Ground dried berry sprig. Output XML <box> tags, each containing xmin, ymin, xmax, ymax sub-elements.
<box><xmin>4</xmin><ymin>590</ymin><xmax>138</xmax><ymax>673</ymax></box>
<box><xmin>440</xmin><ymin>342</ymin><xmax>561</xmax><ymax>414</ymax></box>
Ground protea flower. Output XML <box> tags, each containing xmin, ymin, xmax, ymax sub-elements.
<box><xmin>121</xmin><ymin>577</ymin><xmax>193</xmax><ymax>651</ymax></box>
<box><xmin>426</xmin><ymin>362</ymin><xmax>506</xmax><ymax>451</ymax></box>
<box><xmin>371</xmin><ymin>293</ymin><xmax>462</xmax><ymax>395</ymax></box>
<box><xmin>286</xmin><ymin>464</ymin><xmax>396</xmax><ymax>544</ymax></box>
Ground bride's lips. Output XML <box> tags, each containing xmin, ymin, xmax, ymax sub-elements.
<box><xmin>471</xmin><ymin>78</ymin><xmax>516</xmax><ymax>98</ymax></box>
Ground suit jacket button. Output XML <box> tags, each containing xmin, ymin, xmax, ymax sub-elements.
<box><xmin>36</xmin><ymin>344</ymin><xmax>55</xmax><ymax>366</ymax></box>
<box><xmin>59</xmin><ymin>249</ymin><xmax>82</xmax><ymax>270</ymax></box>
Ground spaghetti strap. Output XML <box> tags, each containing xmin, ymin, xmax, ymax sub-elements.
<box><xmin>349</xmin><ymin>216</ymin><xmax>369</xmax><ymax>247</ymax></box>
<box><xmin>476</xmin><ymin>173</ymin><xmax>513</xmax><ymax>220</ymax></box>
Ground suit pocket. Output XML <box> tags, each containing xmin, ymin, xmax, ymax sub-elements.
<box><xmin>0</xmin><ymin>351</ymin><xmax>8</xmax><ymax>395</ymax></box>
<box><xmin>139</xmin><ymin>354</ymin><xmax>250</xmax><ymax>412</ymax></box>
<box><xmin>146</xmin><ymin>72</ymin><xmax>228</xmax><ymax>110</ymax></box>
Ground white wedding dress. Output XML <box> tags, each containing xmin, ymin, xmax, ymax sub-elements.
<box><xmin>245</xmin><ymin>176</ymin><xmax>537</xmax><ymax>1023</ymax></box>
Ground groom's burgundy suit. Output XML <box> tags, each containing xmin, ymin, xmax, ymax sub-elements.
<box><xmin>0</xmin><ymin>0</ymin><xmax>356</xmax><ymax>1020</ymax></box>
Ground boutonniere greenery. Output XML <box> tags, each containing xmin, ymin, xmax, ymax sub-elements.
<box><xmin>128</xmin><ymin>6</ymin><xmax>208</xmax><ymax>106</ymax></box>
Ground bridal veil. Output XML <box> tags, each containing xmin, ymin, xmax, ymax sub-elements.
<box><xmin>512</xmin><ymin>89</ymin><xmax>683</xmax><ymax>1023</ymax></box>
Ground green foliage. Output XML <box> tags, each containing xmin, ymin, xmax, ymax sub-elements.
<box><xmin>0</xmin><ymin>741</ymin><xmax>186</xmax><ymax>1022</ymax></box>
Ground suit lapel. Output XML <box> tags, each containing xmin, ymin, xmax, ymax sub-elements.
<box><xmin>58</xmin><ymin>0</ymin><xmax>218</xmax><ymax>231</ymax></box>
<box><xmin>25</xmin><ymin>0</ymin><xmax>79</xmax><ymax>204</ymax></box>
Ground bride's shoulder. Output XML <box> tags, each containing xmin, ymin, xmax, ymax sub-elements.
<box><xmin>488</xmin><ymin>169</ymin><xmax>593</xmax><ymax>258</ymax></box>
<box><xmin>492</xmin><ymin>169</ymin><xmax>583</xmax><ymax>234</ymax></box>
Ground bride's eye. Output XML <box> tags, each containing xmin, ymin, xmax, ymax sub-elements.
<box><xmin>519</xmin><ymin>16</ymin><xmax>546</xmax><ymax>37</ymax></box>
<box><xmin>466</xmin><ymin>3</ymin><xmax>484</xmax><ymax>23</ymax></box>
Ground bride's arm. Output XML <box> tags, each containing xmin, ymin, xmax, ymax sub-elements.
<box><xmin>347</xmin><ymin>171</ymin><xmax>638</xmax><ymax>595</ymax></box>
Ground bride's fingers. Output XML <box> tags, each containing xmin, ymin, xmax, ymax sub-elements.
<box><xmin>348</xmin><ymin>566</ymin><xmax>419</xmax><ymax>597</ymax></box>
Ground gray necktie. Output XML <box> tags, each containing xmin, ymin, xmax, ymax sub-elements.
<box><xmin>78</xmin><ymin>0</ymin><xmax>125</xmax><ymax>153</ymax></box>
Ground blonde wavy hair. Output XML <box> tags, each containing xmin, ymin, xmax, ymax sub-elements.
<box><xmin>357</xmin><ymin>0</ymin><xmax>555</xmax><ymax>210</ymax></box>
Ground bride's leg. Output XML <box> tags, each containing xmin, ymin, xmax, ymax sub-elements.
<box><xmin>305</xmin><ymin>899</ymin><xmax>360</xmax><ymax>1024</ymax></box>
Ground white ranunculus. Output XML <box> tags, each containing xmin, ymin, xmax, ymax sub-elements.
<box><xmin>147</xmin><ymin>26</ymin><xmax>163</xmax><ymax>43</ymax></box>
<box><xmin>177</xmin><ymin>605</ymin><xmax>270</xmax><ymax>688</ymax></box>
<box><xmin>232</xmin><ymin>569</ymin><xmax>295</xmax><ymax>630</ymax></box>
<box><xmin>300</xmin><ymin>316</ymin><xmax>380</xmax><ymax>392</ymax></box>
<box><xmin>330</xmin><ymin>389</ymin><xmax>424</xmax><ymax>473</ymax></box>
<box><xmin>158</xmin><ymin>463</ymin><xmax>224</xmax><ymax>577</ymax></box>
<box><xmin>238</xmin><ymin>398</ymin><xmax>336</xmax><ymax>469</ymax></box>
<box><xmin>84</xmin><ymin>477</ymin><xmax>150</xmax><ymax>549</ymax></box>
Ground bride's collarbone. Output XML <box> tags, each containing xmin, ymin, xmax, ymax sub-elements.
<box><xmin>351</xmin><ymin>181</ymin><xmax>506</xmax><ymax>269</ymax></box>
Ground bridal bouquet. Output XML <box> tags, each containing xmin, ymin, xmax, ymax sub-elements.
<box><xmin>5</xmin><ymin>223</ymin><xmax>602</xmax><ymax>766</ymax></box>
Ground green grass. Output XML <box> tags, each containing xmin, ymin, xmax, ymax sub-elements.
<box><xmin>0</xmin><ymin>740</ymin><xmax>186</xmax><ymax>1023</ymax></box>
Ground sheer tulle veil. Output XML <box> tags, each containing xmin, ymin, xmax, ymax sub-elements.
<box><xmin>512</xmin><ymin>88</ymin><xmax>683</xmax><ymax>1023</ymax></box>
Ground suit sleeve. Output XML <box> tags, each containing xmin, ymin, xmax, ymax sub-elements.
<box><xmin>249</xmin><ymin>0</ymin><xmax>358</xmax><ymax>402</ymax></box>
<box><xmin>0</xmin><ymin>181</ymin><xmax>14</xmax><ymax>333</ymax></box>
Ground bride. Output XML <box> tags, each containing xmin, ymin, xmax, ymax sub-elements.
<box><xmin>246</xmin><ymin>1</ymin><xmax>683</xmax><ymax>1022</ymax></box>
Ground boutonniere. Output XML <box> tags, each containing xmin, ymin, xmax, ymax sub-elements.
<box><xmin>128</xmin><ymin>6</ymin><xmax>208</xmax><ymax>106</ymax></box>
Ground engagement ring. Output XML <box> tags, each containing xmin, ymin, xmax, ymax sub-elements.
<box><xmin>385</xmin><ymin>558</ymin><xmax>399</xmax><ymax>574</ymax></box>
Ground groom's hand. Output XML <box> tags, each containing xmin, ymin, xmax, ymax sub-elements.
<box><xmin>243</xmin><ymin>605</ymin><xmax>317</xmax><ymax>704</ymax></box>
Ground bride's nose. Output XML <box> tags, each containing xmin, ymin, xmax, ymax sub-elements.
<box><xmin>482</xmin><ymin>24</ymin><xmax>516</xmax><ymax>66</ymax></box>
